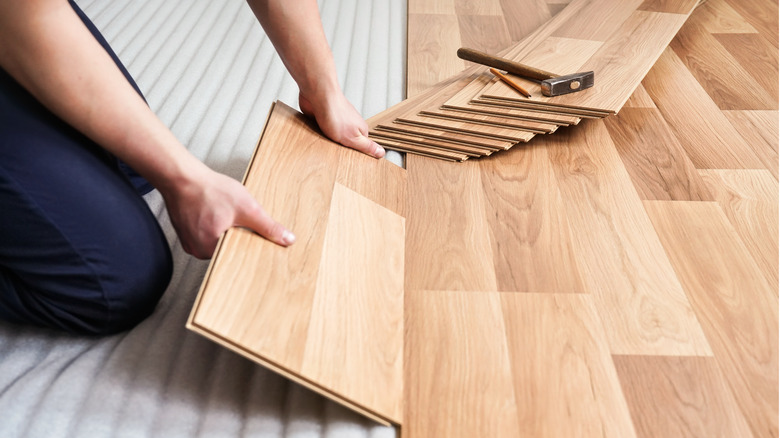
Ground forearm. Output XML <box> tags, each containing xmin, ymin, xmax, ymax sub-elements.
<box><xmin>246</xmin><ymin>0</ymin><xmax>340</xmax><ymax>102</ymax></box>
<box><xmin>0</xmin><ymin>0</ymin><xmax>206</xmax><ymax>193</ymax></box>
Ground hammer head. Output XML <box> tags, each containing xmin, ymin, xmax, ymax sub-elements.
<box><xmin>540</xmin><ymin>71</ymin><xmax>594</xmax><ymax>97</ymax></box>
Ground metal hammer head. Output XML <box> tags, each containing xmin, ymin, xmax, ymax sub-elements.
<box><xmin>540</xmin><ymin>71</ymin><xmax>595</xmax><ymax>97</ymax></box>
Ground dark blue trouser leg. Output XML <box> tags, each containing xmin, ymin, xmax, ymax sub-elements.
<box><xmin>0</xmin><ymin>2</ymin><xmax>172</xmax><ymax>334</ymax></box>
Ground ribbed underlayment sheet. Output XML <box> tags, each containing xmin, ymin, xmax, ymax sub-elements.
<box><xmin>0</xmin><ymin>1</ymin><xmax>404</xmax><ymax>436</ymax></box>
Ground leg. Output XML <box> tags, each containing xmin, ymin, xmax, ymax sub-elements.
<box><xmin>0</xmin><ymin>84</ymin><xmax>172</xmax><ymax>334</ymax></box>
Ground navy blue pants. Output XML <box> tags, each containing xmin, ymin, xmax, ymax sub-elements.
<box><xmin>0</xmin><ymin>2</ymin><xmax>173</xmax><ymax>335</ymax></box>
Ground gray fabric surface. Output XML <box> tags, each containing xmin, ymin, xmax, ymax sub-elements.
<box><xmin>0</xmin><ymin>1</ymin><xmax>405</xmax><ymax>436</ymax></box>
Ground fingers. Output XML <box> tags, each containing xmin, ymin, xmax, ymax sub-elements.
<box><xmin>237</xmin><ymin>201</ymin><xmax>296</xmax><ymax>247</ymax></box>
<box><xmin>344</xmin><ymin>133</ymin><xmax>385</xmax><ymax>159</ymax></box>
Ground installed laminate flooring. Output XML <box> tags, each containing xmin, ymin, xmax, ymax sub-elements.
<box><xmin>400</xmin><ymin>0</ymin><xmax>778</xmax><ymax>435</ymax></box>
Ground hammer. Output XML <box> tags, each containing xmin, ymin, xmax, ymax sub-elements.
<box><xmin>457</xmin><ymin>48</ymin><xmax>594</xmax><ymax>97</ymax></box>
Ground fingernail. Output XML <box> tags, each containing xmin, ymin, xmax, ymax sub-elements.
<box><xmin>281</xmin><ymin>230</ymin><xmax>296</xmax><ymax>246</ymax></box>
<box><xmin>374</xmin><ymin>144</ymin><xmax>386</xmax><ymax>158</ymax></box>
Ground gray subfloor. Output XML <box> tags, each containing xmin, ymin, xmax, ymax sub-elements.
<box><xmin>0</xmin><ymin>1</ymin><xmax>405</xmax><ymax>436</ymax></box>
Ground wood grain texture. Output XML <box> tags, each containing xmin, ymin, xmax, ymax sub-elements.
<box><xmin>404</xmin><ymin>159</ymin><xmax>498</xmax><ymax>291</ymax></box>
<box><xmin>404</xmin><ymin>291</ymin><xmax>637</xmax><ymax>437</ymax></box>
<box><xmin>645</xmin><ymin>201</ymin><xmax>779</xmax><ymax>438</ymax></box>
<box><xmin>550</xmin><ymin>0</ymin><xmax>645</xmax><ymax>42</ymax></box>
<box><xmin>670</xmin><ymin>12</ymin><xmax>777</xmax><ymax>110</ymax></box>
<box><xmin>723</xmin><ymin>0</ymin><xmax>779</xmax><ymax>47</ymax></box>
<box><xmin>723</xmin><ymin>110</ymin><xmax>779</xmax><ymax>179</ymax></box>
<box><xmin>407</xmin><ymin>14</ymin><xmax>464</xmax><ymax>98</ymax></box>
<box><xmin>614</xmin><ymin>355</ymin><xmax>753</xmax><ymax>437</ymax></box>
<box><xmin>375</xmin><ymin>123</ymin><xmax>514</xmax><ymax>150</ymax></box>
<box><xmin>694</xmin><ymin>0</ymin><xmax>759</xmax><ymax>33</ymax></box>
<box><xmin>699</xmin><ymin>169</ymin><xmax>779</xmax><ymax>295</ymax></box>
<box><xmin>301</xmin><ymin>182</ymin><xmax>404</xmax><ymax>423</ymax></box>
<box><xmin>546</xmin><ymin>120</ymin><xmax>711</xmax><ymax>355</ymax></box>
<box><xmin>499</xmin><ymin>0</ymin><xmax>552</xmax><ymax>41</ymax></box>
<box><xmin>642</xmin><ymin>48</ymin><xmax>765</xmax><ymax>169</ymax></box>
<box><xmin>188</xmin><ymin>102</ymin><xmax>406</xmax><ymax>425</ymax></box>
<box><xmin>622</xmin><ymin>84</ymin><xmax>656</xmax><ymax>108</ymax></box>
<box><xmin>456</xmin><ymin>14</ymin><xmax>511</xmax><ymax>56</ymax></box>
<box><xmin>480</xmin><ymin>144</ymin><xmax>585</xmax><ymax>293</ymax></box>
<box><xmin>714</xmin><ymin>33</ymin><xmax>779</xmax><ymax>107</ymax></box>
<box><xmin>419</xmin><ymin>108</ymin><xmax>559</xmax><ymax>133</ymax></box>
<box><xmin>396</xmin><ymin>113</ymin><xmax>535</xmax><ymax>143</ymax></box>
<box><xmin>603</xmin><ymin>108</ymin><xmax>712</xmax><ymax>201</ymax></box>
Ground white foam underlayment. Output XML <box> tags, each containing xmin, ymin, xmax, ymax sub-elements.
<box><xmin>0</xmin><ymin>1</ymin><xmax>405</xmax><ymax>437</ymax></box>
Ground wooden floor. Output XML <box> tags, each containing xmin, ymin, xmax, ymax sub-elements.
<box><xmin>400</xmin><ymin>0</ymin><xmax>778</xmax><ymax>436</ymax></box>
<box><xmin>190</xmin><ymin>0</ymin><xmax>778</xmax><ymax>436</ymax></box>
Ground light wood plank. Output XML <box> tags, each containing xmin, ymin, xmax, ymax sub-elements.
<box><xmin>407</xmin><ymin>14</ymin><xmax>464</xmax><ymax>98</ymax></box>
<box><xmin>404</xmin><ymin>290</ymin><xmax>519</xmax><ymax>438</ymax></box>
<box><xmin>714</xmin><ymin>33</ymin><xmax>779</xmax><ymax>107</ymax></box>
<box><xmin>419</xmin><ymin>108</ymin><xmax>558</xmax><ymax>133</ymax></box>
<box><xmin>499</xmin><ymin>0</ymin><xmax>553</xmax><ymax>42</ymax></box>
<box><xmin>480</xmin><ymin>144</ymin><xmax>585</xmax><ymax>293</ymax></box>
<box><xmin>614</xmin><ymin>355</ymin><xmax>753</xmax><ymax>437</ymax></box>
<box><xmin>723</xmin><ymin>110</ymin><xmax>779</xmax><ymax>179</ymax></box>
<box><xmin>375</xmin><ymin>123</ymin><xmax>514</xmax><ymax>150</ymax></box>
<box><xmin>456</xmin><ymin>15</ymin><xmax>511</xmax><ymax>56</ymax></box>
<box><xmin>405</xmin><ymin>159</ymin><xmax>498</xmax><ymax>291</ymax></box>
<box><xmin>723</xmin><ymin>0</ymin><xmax>779</xmax><ymax>47</ymax></box>
<box><xmin>396</xmin><ymin>113</ymin><xmax>535</xmax><ymax>143</ymax></box>
<box><xmin>405</xmin><ymin>291</ymin><xmax>637</xmax><ymax>437</ymax></box>
<box><xmin>546</xmin><ymin>120</ymin><xmax>712</xmax><ymax>355</ymax></box>
<box><xmin>301</xmin><ymin>183</ymin><xmax>404</xmax><ymax>424</ymax></box>
<box><xmin>644</xmin><ymin>201</ymin><xmax>779</xmax><ymax>438</ymax></box>
<box><xmin>550</xmin><ymin>0</ymin><xmax>645</xmax><ymax>41</ymax></box>
<box><xmin>623</xmin><ymin>84</ymin><xmax>656</xmax><ymax>109</ymax></box>
<box><xmin>188</xmin><ymin>102</ymin><xmax>406</xmax><ymax>425</ymax></box>
<box><xmin>699</xmin><ymin>169</ymin><xmax>779</xmax><ymax>295</ymax></box>
<box><xmin>603</xmin><ymin>108</ymin><xmax>712</xmax><ymax>201</ymax></box>
<box><xmin>642</xmin><ymin>48</ymin><xmax>765</xmax><ymax>169</ymax></box>
<box><xmin>670</xmin><ymin>15</ymin><xmax>777</xmax><ymax>110</ymax></box>
<box><xmin>638</xmin><ymin>0</ymin><xmax>697</xmax><ymax>14</ymax></box>
<box><xmin>501</xmin><ymin>293</ymin><xmax>636</xmax><ymax>437</ymax></box>
<box><xmin>693</xmin><ymin>0</ymin><xmax>759</xmax><ymax>33</ymax></box>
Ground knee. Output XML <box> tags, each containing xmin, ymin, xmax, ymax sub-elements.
<box><xmin>93</xmin><ymin>235</ymin><xmax>173</xmax><ymax>335</ymax></box>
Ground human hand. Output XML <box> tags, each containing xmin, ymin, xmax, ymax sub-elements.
<box><xmin>161</xmin><ymin>166</ymin><xmax>295</xmax><ymax>259</ymax></box>
<box><xmin>299</xmin><ymin>92</ymin><xmax>385</xmax><ymax>159</ymax></box>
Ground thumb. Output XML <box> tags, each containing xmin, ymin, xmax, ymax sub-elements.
<box><xmin>236</xmin><ymin>201</ymin><xmax>296</xmax><ymax>247</ymax></box>
<box><xmin>345</xmin><ymin>133</ymin><xmax>386</xmax><ymax>159</ymax></box>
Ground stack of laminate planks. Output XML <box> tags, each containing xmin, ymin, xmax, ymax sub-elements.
<box><xmin>368</xmin><ymin>0</ymin><xmax>700</xmax><ymax>161</ymax></box>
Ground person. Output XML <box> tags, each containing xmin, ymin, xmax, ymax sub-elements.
<box><xmin>0</xmin><ymin>0</ymin><xmax>385</xmax><ymax>335</ymax></box>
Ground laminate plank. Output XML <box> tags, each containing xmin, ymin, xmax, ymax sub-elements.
<box><xmin>444</xmin><ymin>74</ymin><xmax>582</xmax><ymax>125</ymax></box>
<box><xmin>723</xmin><ymin>110</ymin><xmax>779</xmax><ymax>179</ymax></box>
<box><xmin>457</xmin><ymin>15</ymin><xmax>511</xmax><ymax>56</ymax></box>
<box><xmin>644</xmin><ymin>201</ymin><xmax>779</xmax><ymax>437</ymax></box>
<box><xmin>603</xmin><ymin>108</ymin><xmax>712</xmax><ymax>201</ymax></box>
<box><xmin>638</xmin><ymin>0</ymin><xmax>697</xmax><ymax>14</ymax></box>
<box><xmin>642</xmin><ymin>48</ymin><xmax>765</xmax><ymax>169</ymax></box>
<box><xmin>669</xmin><ymin>15</ymin><xmax>777</xmax><ymax>110</ymax></box>
<box><xmin>441</xmin><ymin>103</ymin><xmax>578</xmax><ymax>125</ymax></box>
<box><xmin>550</xmin><ymin>0</ymin><xmax>645</xmax><ymax>41</ymax></box>
<box><xmin>453</xmin><ymin>0</ymin><xmax>503</xmax><ymax>15</ymax></box>
<box><xmin>501</xmin><ymin>293</ymin><xmax>636</xmax><ymax>437</ymax></box>
<box><xmin>699</xmin><ymin>169</ymin><xmax>779</xmax><ymax>295</ymax></box>
<box><xmin>613</xmin><ymin>355</ymin><xmax>753</xmax><ymax>437</ymax></box>
<box><xmin>370</xmin><ymin>130</ymin><xmax>494</xmax><ymax>156</ymax></box>
<box><xmin>188</xmin><ymin>102</ymin><xmax>407</xmax><ymax>425</ymax></box>
<box><xmin>408</xmin><ymin>0</ymin><xmax>456</xmax><ymax>14</ymax></box>
<box><xmin>407</xmin><ymin>14</ymin><xmax>464</xmax><ymax>98</ymax></box>
<box><xmin>623</xmin><ymin>84</ymin><xmax>656</xmax><ymax>108</ymax></box>
<box><xmin>547</xmin><ymin>3</ymin><xmax>568</xmax><ymax>16</ymax></box>
<box><xmin>545</xmin><ymin>120</ymin><xmax>712</xmax><ymax>355</ymax></box>
<box><xmin>714</xmin><ymin>33</ymin><xmax>779</xmax><ymax>104</ymax></box>
<box><xmin>723</xmin><ymin>0</ymin><xmax>779</xmax><ymax>47</ymax></box>
<box><xmin>405</xmin><ymin>159</ymin><xmax>498</xmax><ymax>291</ymax></box>
<box><xmin>480</xmin><ymin>144</ymin><xmax>585</xmax><ymax>293</ymax></box>
<box><xmin>545</xmin><ymin>10</ymin><xmax>692</xmax><ymax>113</ymax></box>
<box><xmin>419</xmin><ymin>108</ymin><xmax>558</xmax><ymax>133</ymax></box>
<box><xmin>499</xmin><ymin>0</ymin><xmax>553</xmax><ymax>42</ymax></box>
<box><xmin>396</xmin><ymin>114</ymin><xmax>535</xmax><ymax>143</ymax></box>
<box><xmin>693</xmin><ymin>0</ymin><xmax>759</xmax><ymax>33</ymax></box>
<box><xmin>375</xmin><ymin>122</ymin><xmax>515</xmax><ymax>150</ymax></box>
<box><xmin>300</xmin><ymin>183</ymin><xmax>404</xmax><ymax>424</ymax></box>
<box><xmin>404</xmin><ymin>290</ymin><xmax>519</xmax><ymax>438</ymax></box>
<box><xmin>404</xmin><ymin>291</ymin><xmax>637</xmax><ymax>437</ymax></box>
<box><xmin>372</xmin><ymin>137</ymin><xmax>472</xmax><ymax>162</ymax></box>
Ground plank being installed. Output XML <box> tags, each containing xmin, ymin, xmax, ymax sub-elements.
<box><xmin>188</xmin><ymin>102</ymin><xmax>406</xmax><ymax>426</ymax></box>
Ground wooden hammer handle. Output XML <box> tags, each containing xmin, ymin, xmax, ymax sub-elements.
<box><xmin>457</xmin><ymin>48</ymin><xmax>557</xmax><ymax>81</ymax></box>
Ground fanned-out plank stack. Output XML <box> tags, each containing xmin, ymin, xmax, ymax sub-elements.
<box><xmin>368</xmin><ymin>0</ymin><xmax>699</xmax><ymax>161</ymax></box>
